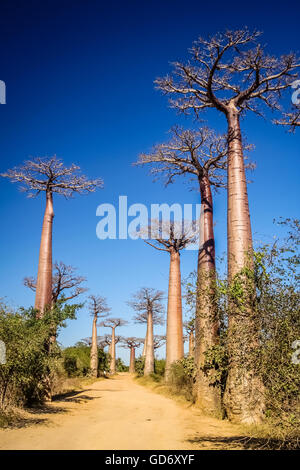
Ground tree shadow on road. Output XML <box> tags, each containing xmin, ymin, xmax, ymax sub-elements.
<box><xmin>187</xmin><ymin>435</ymin><xmax>299</xmax><ymax>450</ymax></box>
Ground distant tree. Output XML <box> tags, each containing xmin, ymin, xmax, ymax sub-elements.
<box><xmin>154</xmin><ymin>28</ymin><xmax>299</xmax><ymax>423</ymax></box>
<box><xmin>138</xmin><ymin>220</ymin><xmax>195</xmax><ymax>380</ymax></box>
<box><xmin>137</xmin><ymin>127</ymin><xmax>229</xmax><ymax>410</ymax></box>
<box><xmin>24</xmin><ymin>261</ymin><xmax>87</xmax><ymax>344</ymax></box>
<box><xmin>100</xmin><ymin>318</ymin><xmax>128</xmax><ymax>374</ymax></box>
<box><xmin>121</xmin><ymin>337</ymin><xmax>143</xmax><ymax>373</ymax></box>
<box><xmin>153</xmin><ymin>334</ymin><xmax>166</xmax><ymax>352</ymax></box>
<box><xmin>183</xmin><ymin>319</ymin><xmax>195</xmax><ymax>357</ymax></box>
<box><xmin>88</xmin><ymin>295</ymin><xmax>110</xmax><ymax>377</ymax></box>
<box><xmin>24</xmin><ymin>261</ymin><xmax>87</xmax><ymax>304</ymax></box>
<box><xmin>1</xmin><ymin>157</ymin><xmax>102</xmax><ymax>315</ymax></box>
<box><xmin>129</xmin><ymin>288</ymin><xmax>164</xmax><ymax>375</ymax></box>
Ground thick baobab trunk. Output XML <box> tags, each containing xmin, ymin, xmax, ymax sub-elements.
<box><xmin>110</xmin><ymin>327</ymin><xmax>116</xmax><ymax>374</ymax></box>
<box><xmin>165</xmin><ymin>249</ymin><xmax>184</xmax><ymax>380</ymax></box>
<box><xmin>142</xmin><ymin>323</ymin><xmax>148</xmax><ymax>357</ymax></box>
<box><xmin>223</xmin><ymin>109</ymin><xmax>264</xmax><ymax>424</ymax></box>
<box><xmin>90</xmin><ymin>316</ymin><xmax>98</xmax><ymax>377</ymax></box>
<box><xmin>35</xmin><ymin>191</ymin><xmax>54</xmax><ymax>316</ymax></box>
<box><xmin>144</xmin><ymin>311</ymin><xmax>154</xmax><ymax>375</ymax></box>
<box><xmin>189</xmin><ymin>331</ymin><xmax>195</xmax><ymax>357</ymax></box>
<box><xmin>129</xmin><ymin>346</ymin><xmax>135</xmax><ymax>374</ymax></box>
<box><xmin>195</xmin><ymin>175</ymin><xmax>221</xmax><ymax>416</ymax></box>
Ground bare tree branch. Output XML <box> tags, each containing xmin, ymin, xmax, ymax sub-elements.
<box><xmin>24</xmin><ymin>261</ymin><xmax>88</xmax><ymax>304</ymax></box>
<box><xmin>1</xmin><ymin>156</ymin><xmax>103</xmax><ymax>198</ymax></box>
<box><xmin>155</xmin><ymin>28</ymin><xmax>300</xmax><ymax>118</ymax></box>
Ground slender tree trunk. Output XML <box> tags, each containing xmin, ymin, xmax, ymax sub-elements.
<box><xmin>195</xmin><ymin>175</ymin><xmax>221</xmax><ymax>415</ymax></box>
<box><xmin>129</xmin><ymin>347</ymin><xmax>135</xmax><ymax>374</ymax></box>
<box><xmin>110</xmin><ymin>327</ymin><xmax>116</xmax><ymax>374</ymax></box>
<box><xmin>35</xmin><ymin>191</ymin><xmax>54</xmax><ymax>316</ymax></box>
<box><xmin>90</xmin><ymin>315</ymin><xmax>98</xmax><ymax>377</ymax></box>
<box><xmin>223</xmin><ymin>109</ymin><xmax>264</xmax><ymax>424</ymax></box>
<box><xmin>165</xmin><ymin>249</ymin><xmax>184</xmax><ymax>380</ymax></box>
<box><xmin>189</xmin><ymin>331</ymin><xmax>195</xmax><ymax>357</ymax></box>
<box><xmin>144</xmin><ymin>311</ymin><xmax>154</xmax><ymax>375</ymax></box>
<box><xmin>142</xmin><ymin>323</ymin><xmax>148</xmax><ymax>357</ymax></box>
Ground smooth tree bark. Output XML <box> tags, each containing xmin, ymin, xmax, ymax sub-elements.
<box><xmin>144</xmin><ymin>310</ymin><xmax>154</xmax><ymax>375</ymax></box>
<box><xmin>101</xmin><ymin>318</ymin><xmax>128</xmax><ymax>374</ymax></box>
<box><xmin>137</xmin><ymin>128</ymin><xmax>229</xmax><ymax>413</ymax></box>
<box><xmin>88</xmin><ymin>295</ymin><xmax>110</xmax><ymax>377</ymax></box>
<box><xmin>141</xmin><ymin>326</ymin><xmax>148</xmax><ymax>357</ymax></box>
<box><xmin>154</xmin><ymin>29</ymin><xmax>299</xmax><ymax>423</ymax></box>
<box><xmin>129</xmin><ymin>288</ymin><xmax>164</xmax><ymax>376</ymax></box>
<box><xmin>1</xmin><ymin>157</ymin><xmax>102</xmax><ymax>316</ymax></box>
<box><xmin>183</xmin><ymin>320</ymin><xmax>195</xmax><ymax>357</ymax></box>
<box><xmin>35</xmin><ymin>191</ymin><xmax>54</xmax><ymax>315</ymax></box>
<box><xmin>122</xmin><ymin>338</ymin><xmax>143</xmax><ymax>374</ymax></box>
<box><xmin>139</xmin><ymin>221</ymin><xmax>194</xmax><ymax>380</ymax></box>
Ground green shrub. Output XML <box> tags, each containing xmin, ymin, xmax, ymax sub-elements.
<box><xmin>116</xmin><ymin>357</ymin><xmax>129</xmax><ymax>372</ymax></box>
<box><xmin>154</xmin><ymin>358</ymin><xmax>165</xmax><ymax>376</ymax></box>
<box><xmin>135</xmin><ymin>356</ymin><xmax>145</xmax><ymax>376</ymax></box>
<box><xmin>63</xmin><ymin>342</ymin><xmax>110</xmax><ymax>377</ymax></box>
<box><xmin>168</xmin><ymin>356</ymin><xmax>195</xmax><ymax>402</ymax></box>
<box><xmin>0</xmin><ymin>306</ymin><xmax>56</xmax><ymax>407</ymax></box>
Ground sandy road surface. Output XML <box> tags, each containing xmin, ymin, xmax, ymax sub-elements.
<box><xmin>0</xmin><ymin>373</ymin><xmax>246</xmax><ymax>450</ymax></box>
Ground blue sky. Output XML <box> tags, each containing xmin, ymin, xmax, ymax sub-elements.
<box><xmin>0</xmin><ymin>0</ymin><xmax>299</xmax><ymax>364</ymax></box>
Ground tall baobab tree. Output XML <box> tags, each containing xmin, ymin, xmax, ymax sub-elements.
<box><xmin>155</xmin><ymin>29</ymin><xmax>299</xmax><ymax>423</ymax></box>
<box><xmin>100</xmin><ymin>318</ymin><xmax>128</xmax><ymax>374</ymax></box>
<box><xmin>183</xmin><ymin>320</ymin><xmax>195</xmax><ymax>357</ymax></box>
<box><xmin>129</xmin><ymin>288</ymin><xmax>164</xmax><ymax>375</ymax></box>
<box><xmin>137</xmin><ymin>127</ymin><xmax>229</xmax><ymax>412</ymax></box>
<box><xmin>122</xmin><ymin>337</ymin><xmax>143</xmax><ymax>374</ymax></box>
<box><xmin>1</xmin><ymin>157</ymin><xmax>102</xmax><ymax>315</ymax></box>
<box><xmin>138</xmin><ymin>220</ymin><xmax>195</xmax><ymax>380</ymax></box>
<box><xmin>88</xmin><ymin>295</ymin><xmax>110</xmax><ymax>377</ymax></box>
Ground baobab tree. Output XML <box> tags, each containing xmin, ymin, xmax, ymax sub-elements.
<box><xmin>24</xmin><ymin>261</ymin><xmax>87</xmax><ymax>305</ymax></box>
<box><xmin>183</xmin><ymin>320</ymin><xmax>195</xmax><ymax>357</ymax></box>
<box><xmin>88</xmin><ymin>295</ymin><xmax>110</xmax><ymax>377</ymax></box>
<box><xmin>129</xmin><ymin>288</ymin><xmax>164</xmax><ymax>375</ymax></box>
<box><xmin>138</xmin><ymin>220</ymin><xmax>195</xmax><ymax>380</ymax></box>
<box><xmin>100</xmin><ymin>318</ymin><xmax>128</xmax><ymax>374</ymax></box>
<box><xmin>155</xmin><ymin>29</ymin><xmax>299</xmax><ymax>423</ymax></box>
<box><xmin>153</xmin><ymin>335</ymin><xmax>166</xmax><ymax>355</ymax></box>
<box><xmin>1</xmin><ymin>157</ymin><xmax>102</xmax><ymax>315</ymax></box>
<box><xmin>122</xmin><ymin>337</ymin><xmax>143</xmax><ymax>373</ymax></box>
<box><xmin>137</xmin><ymin>127</ymin><xmax>229</xmax><ymax>411</ymax></box>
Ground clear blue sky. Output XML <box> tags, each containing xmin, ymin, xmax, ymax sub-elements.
<box><xmin>0</xmin><ymin>0</ymin><xmax>299</xmax><ymax>364</ymax></box>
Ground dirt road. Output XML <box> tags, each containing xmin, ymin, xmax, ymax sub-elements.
<box><xmin>0</xmin><ymin>373</ymin><xmax>247</xmax><ymax>450</ymax></box>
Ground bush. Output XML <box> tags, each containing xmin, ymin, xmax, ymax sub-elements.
<box><xmin>115</xmin><ymin>357</ymin><xmax>129</xmax><ymax>372</ymax></box>
<box><xmin>168</xmin><ymin>356</ymin><xmax>195</xmax><ymax>402</ymax></box>
<box><xmin>0</xmin><ymin>305</ymin><xmax>56</xmax><ymax>407</ymax></box>
<box><xmin>63</xmin><ymin>342</ymin><xmax>110</xmax><ymax>377</ymax></box>
<box><xmin>134</xmin><ymin>356</ymin><xmax>166</xmax><ymax>377</ymax></box>
<box><xmin>135</xmin><ymin>356</ymin><xmax>145</xmax><ymax>376</ymax></box>
<box><xmin>154</xmin><ymin>358</ymin><xmax>165</xmax><ymax>376</ymax></box>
